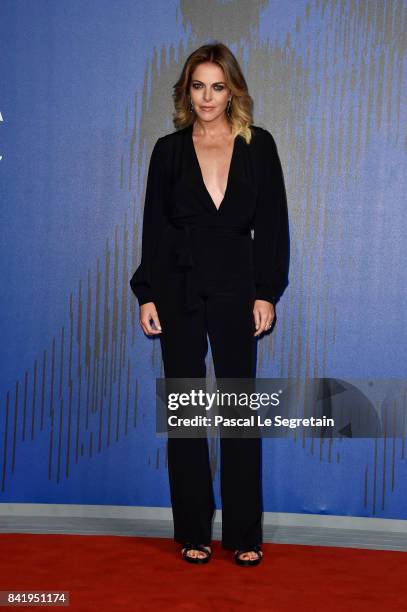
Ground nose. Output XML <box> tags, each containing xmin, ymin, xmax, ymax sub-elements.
<box><xmin>203</xmin><ymin>88</ymin><xmax>212</xmax><ymax>102</ymax></box>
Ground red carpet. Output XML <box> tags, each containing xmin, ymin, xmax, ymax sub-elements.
<box><xmin>0</xmin><ymin>534</ymin><xmax>405</xmax><ymax>611</ymax></box>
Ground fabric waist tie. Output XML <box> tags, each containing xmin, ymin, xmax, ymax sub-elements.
<box><xmin>169</xmin><ymin>221</ymin><xmax>251</xmax><ymax>313</ymax></box>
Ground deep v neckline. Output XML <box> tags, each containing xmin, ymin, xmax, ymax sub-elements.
<box><xmin>190</xmin><ymin>124</ymin><xmax>238</xmax><ymax>213</ymax></box>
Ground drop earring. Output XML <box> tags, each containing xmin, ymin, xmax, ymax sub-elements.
<box><xmin>226</xmin><ymin>97</ymin><xmax>232</xmax><ymax>116</ymax></box>
<box><xmin>189</xmin><ymin>97</ymin><xmax>194</xmax><ymax>113</ymax></box>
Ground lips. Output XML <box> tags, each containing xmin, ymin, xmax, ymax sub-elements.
<box><xmin>201</xmin><ymin>107</ymin><xmax>214</xmax><ymax>110</ymax></box>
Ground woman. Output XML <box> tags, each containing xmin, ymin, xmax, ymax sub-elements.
<box><xmin>130</xmin><ymin>42</ymin><xmax>289</xmax><ymax>566</ymax></box>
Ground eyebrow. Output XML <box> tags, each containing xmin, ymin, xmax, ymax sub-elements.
<box><xmin>192</xmin><ymin>80</ymin><xmax>226</xmax><ymax>85</ymax></box>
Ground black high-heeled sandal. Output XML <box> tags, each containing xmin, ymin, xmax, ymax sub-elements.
<box><xmin>181</xmin><ymin>543</ymin><xmax>212</xmax><ymax>564</ymax></box>
<box><xmin>234</xmin><ymin>544</ymin><xmax>263</xmax><ymax>566</ymax></box>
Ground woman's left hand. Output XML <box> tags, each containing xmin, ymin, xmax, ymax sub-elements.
<box><xmin>253</xmin><ymin>300</ymin><xmax>275</xmax><ymax>337</ymax></box>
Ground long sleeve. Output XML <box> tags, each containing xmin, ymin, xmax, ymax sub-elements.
<box><xmin>252</xmin><ymin>130</ymin><xmax>290</xmax><ymax>305</ymax></box>
<box><xmin>130</xmin><ymin>137</ymin><xmax>168</xmax><ymax>306</ymax></box>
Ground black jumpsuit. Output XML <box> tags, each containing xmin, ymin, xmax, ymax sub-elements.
<box><xmin>130</xmin><ymin>122</ymin><xmax>289</xmax><ymax>551</ymax></box>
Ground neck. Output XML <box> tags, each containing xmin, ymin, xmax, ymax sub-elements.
<box><xmin>192</xmin><ymin>116</ymin><xmax>232</xmax><ymax>138</ymax></box>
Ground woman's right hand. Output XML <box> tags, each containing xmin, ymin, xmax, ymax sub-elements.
<box><xmin>139</xmin><ymin>302</ymin><xmax>162</xmax><ymax>336</ymax></box>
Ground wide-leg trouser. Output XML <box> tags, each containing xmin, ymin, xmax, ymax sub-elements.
<box><xmin>156</xmin><ymin>272</ymin><xmax>263</xmax><ymax>550</ymax></box>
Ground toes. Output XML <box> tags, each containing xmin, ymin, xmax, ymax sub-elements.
<box><xmin>238</xmin><ymin>552</ymin><xmax>249</xmax><ymax>560</ymax></box>
<box><xmin>236</xmin><ymin>549</ymin><xmax>263</xmax><ymax>561</ymax></box>
<box><xmin>183</xmin><ymin>546</ymin><xmax>211</xmax><ymax>559</ymax></box>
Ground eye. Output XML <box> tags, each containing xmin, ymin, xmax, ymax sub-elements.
<box><xmin>191</xmin><ymin>83</ymin><xmax>225</xmax><ymax>91</ymax></box>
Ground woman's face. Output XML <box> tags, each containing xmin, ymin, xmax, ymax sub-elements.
<box><xmin>189</xmin><ymin>62</ymin><xmax>231</xmax><ymax>123</ymax></box>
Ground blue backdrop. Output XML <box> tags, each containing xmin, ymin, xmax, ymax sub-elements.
<box><xmin>1</xmin><ymin>0</ymin><xmax>406</xmax><ymax>519</ymax></box>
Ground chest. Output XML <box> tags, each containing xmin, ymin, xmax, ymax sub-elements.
<box><xmin>192</xmin><ymin>137</ymin><xmax>235</xmax><ymax>211</ymax></box>
<box><xmin>168</xmin><ymin>128</ymin><xmax>259</xmax><ymax>222</ymax></box>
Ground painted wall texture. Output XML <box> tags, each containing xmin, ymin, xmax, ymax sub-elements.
<box><xmin>0</xmin><ymin>0</ymin><xmax>406</xmax><ymax>518</ymax></box>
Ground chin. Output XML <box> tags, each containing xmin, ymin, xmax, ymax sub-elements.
<box><xmin>197</xmin><ymin>110</ymin><xmax>220</xmax><ymax>120</ymax></box>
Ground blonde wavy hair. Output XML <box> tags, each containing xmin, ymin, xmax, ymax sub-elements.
<box><xmin>172</xmin><ymin>42</ymin><xmax>254</xmax><ymax>144</ymax></box>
